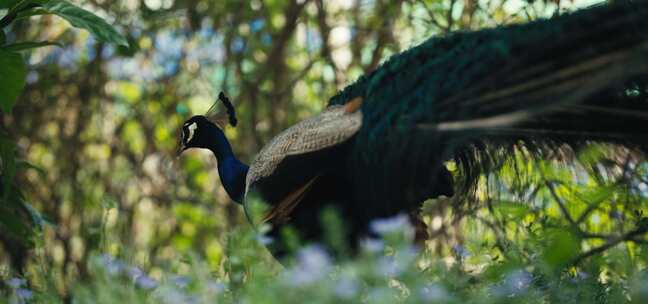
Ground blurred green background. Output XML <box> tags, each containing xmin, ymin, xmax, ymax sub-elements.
<box><xmin>9</xmin><ymin>0</ymin><xmax>648</xmax><ymax>301</ymax></box>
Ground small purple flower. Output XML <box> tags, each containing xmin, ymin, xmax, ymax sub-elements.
<box><xmin>15</xmin><ymin>288</ymin><xmax>33</xmax><ymax>300</ymax></box>
<box><xmin>298</xmin><ymin>245</ymin><xmax>331</xmax><ymax>271</ymax></box>
<box><xmin>170</xmin><ymin>275</ymin><xmax>191</xmax><ymax>289</ymax></box>
<box><xmin>284</xmin><ymin>245</ymin><xmax>331</xmax><ymax>286</ymax></box>
<box><xmin>334</xmin><ymin>276</ymin><xmax>359</xmax><ymax>299</ymax></box>
<box><xmin>377</xmin><ymin>256</ymin><xmax>404</xmax><ymax>277</ymax></box>
<box><xmin>135</xmin><ymin>275</ymin><xmax>159</xmax><ymax>290</ymax></box>
<box><xmin>398</xmin><ymin>245</ymin><xmax>420</xmax><ymax>263</ymax></box>
<box><xmin>108</xmin><ymin>265</ymin><xmax>123</xmax><ymax>275</ymax></box>
<box><xmin>122</xmin><ymin>265</ymin><xmax>158</xmax><ymax>290</ymax></box>
<box><xmin>26</xmin><ymin>71</ymin><xmax>39</xmax><ymax>84</ymax></box>
<box><xmin>571</xmin><ymin>270</ymin><xmax>589</xmax><ymax>282</ymax></box>
<box><xmin>128</xmin><ymin>266</ymin><xmax>144</xmax><ymax>281</ymax></box>
<box><xmin>156</xmin><ymin>288</ymin><xmax>188</xmax><ymax>304</ymax></box>
<box><xmin>505</xmin><ymin>270</ymin><xmax>532</xmax><ymax>292</ymax></box>
<box><xmin>6</xmin><ymin>278</ymin><xmax>26</xmax><ymax>289</ymax></box>
<box><xmin>492</xmin><ymin>270</ymin><xmax>533</xmax><ymax>297</ymax></box>
<box><xmin>98</xmin><ymin>253</ymin><xmax>113</xmax><ymax>265</ymax></box>
<box><xmin>255</xmin><ymin>233</ymin><xmax>273</xmax><ymax>245</ymax></box>
<box><xmin>452</xmin><ymin>244</ymin><xmax>470</xmax><ymax>259</ymax></box>
<box><xmin>101</xmin><ymin>255</ymin><xmax>126</xmax><ymax>275</ymax></box>
<box><xmin>419</xmin><ymin>283</ymin><xmax>451</xmax><ymax>302</ymax></box>
<box><xmin>205</xmin><ymin>281</ymin><xmax>226</xmax><ymax>294</ymax></box>
<box><xmin>366</xmin><ymin>287</ymin><xmax>393</xmax><ymax>303</ymax></box>
<box><xmin>361</xmin><ymin>238</ymin><xmax>385</xmax><ymax>253</ymax></box>
<box><xmin>370</xmin><ymin>214</ymin><xmax>412</xmax><ymax>235</ymax></box>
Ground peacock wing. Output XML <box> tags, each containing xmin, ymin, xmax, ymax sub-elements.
<box><xmin>244</xmin><ymin>98</ymin><xmax>363</xmax><ymax>223</ymax></box>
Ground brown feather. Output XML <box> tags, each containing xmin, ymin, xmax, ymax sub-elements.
<box><xmin>261</xmin><ymin>176</ymin><xmax>320</xmax><ymax>224</ymax></box>
<box><xmin>344</xmin><ymin>96</ymin><xmax>363</xmax><ymax>113</ymax></box>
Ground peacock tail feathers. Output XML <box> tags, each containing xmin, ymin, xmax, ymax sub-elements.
<box><xmin>328</xmin><ymin>1</ymin><xmax>648</xmax><ymax>213</ymax></box>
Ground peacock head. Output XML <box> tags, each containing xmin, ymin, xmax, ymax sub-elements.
<box><xmin>179</xmin><ymin>115</ymin><xmax>218</xmax><ymax>151</ymax></box>
<box><xmin>179</xmin><ymin>92</ymin><xmax>238</xmax><ymax>154</ymax></box>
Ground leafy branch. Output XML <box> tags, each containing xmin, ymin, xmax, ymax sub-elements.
<box><xmin>0</xmin><ymin>0</ymin><xmax>129</xmax><ymax>270</ymax></box>
<box><xmin>0</xmin><ymin>0</ymin><xmax>128</xmax><ymax>112</ymax></box>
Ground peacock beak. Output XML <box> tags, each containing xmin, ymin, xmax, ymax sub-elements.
<box><xmin>177</xmin><ymin>143</ymin><xmax>188</xmax><ymax>156</ymax></box>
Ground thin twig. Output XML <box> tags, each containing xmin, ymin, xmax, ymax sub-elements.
<box><xmin>545</xmin><ymin>180</ymin><xmax>577</xmax><ymax>226</ymax></box>
<box><xmin>571</xmin><ymin>226</ymin><xmax>648</xmax><ymax>266</ymax></box>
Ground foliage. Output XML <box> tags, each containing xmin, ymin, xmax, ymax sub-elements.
<box><xmin>0</xmin><ymin>0</ymin><xmax>127</xmax><ymax>111</ymax></box>
<box><xmin>4</xmin><ymin>209</ymin><xmax>648</xmax><ymax>303</ymax></box>
<box><xmin>2</xmin><ymin>0</ymin><xmax>648</xmax><ymax>303</ymax></box>
<box><xmin>0</xmin><ymin>0</ymin><xmax>126</xmax><ymax>268</ymax></box>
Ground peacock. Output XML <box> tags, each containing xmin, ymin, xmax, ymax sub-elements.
<box><xmin>179</xmin><ymin>0</ymin><xmax>648</xmax><ymax>259</ymax></box>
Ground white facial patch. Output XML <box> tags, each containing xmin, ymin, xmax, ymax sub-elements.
<box><xmin>187</xmin><ymin>122</ymin><xmax>198</xmax><ymax>142</ymax></box>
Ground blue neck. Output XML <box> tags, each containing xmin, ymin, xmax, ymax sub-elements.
<box><xmin>206</xmin><ymin>126</ymin><xmax>248</xmax><ymax>204</ymax></box>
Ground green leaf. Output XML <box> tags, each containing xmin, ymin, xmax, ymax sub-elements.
<box><xmin>14</xmin><ymin>7</ymin><xmax>48</xmax><ymax>20</ymax></box>
<box><xmin>44</xmin><ymin>0</ymin><xmax>128</xmax><ymax>46</ymax></box>
<box><xmin>494</xmin><ymin>200</ymin><xmax>532</xmax><ymax>219</ymax></box>
<box><xmin>0</xmin><ymin>49</ymin><xmax>26</xmax><ymax>112</ymax></box>
<box><xmin>0</xmin><ymin>30</ymin><xmax>5</xmax><ymax>45</ymax></box>
<box><xmin>2</xmin><ymin>40</ymin><xmax>62</xmax><ymax>51</ymax></box>
<box><xmin>0</xmin><ymin>0</ymin><xmax>20</xmax><ymax>9</ymax></box>
<box><xmin>542</xmin><ymin>229</ymin><xmax>581</xmax><ymax>269</ymax></box>
<box><xmin>3</xmin><ymin>0</ymin><xmax>48</xmax><ymax>14</ymax></box>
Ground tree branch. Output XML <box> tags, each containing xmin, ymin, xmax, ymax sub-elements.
<box><xmin>571</xmin><ymin>225</ymin><xmax>648</xmax><ymax>266</ymax></box>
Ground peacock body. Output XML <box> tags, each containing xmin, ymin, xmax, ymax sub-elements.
<box><xmin>181</xmin><ymin>0</ymin><xmax>648</xmax><ymax>260</ymax></box>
